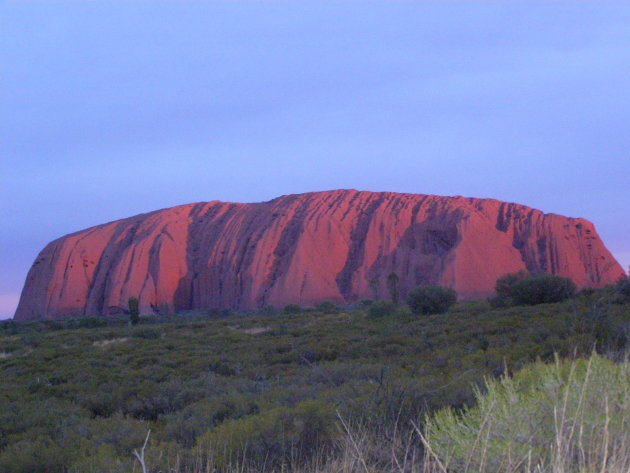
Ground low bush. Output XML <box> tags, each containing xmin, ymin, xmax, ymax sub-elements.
<box><xmin>0</xmin><ymin>437</ymin><xmax>72</xmax><ymax>473</ymax></box>
<box><xmin>196</xmin><ymin>399</ymin><xmax>335</xmax><ymax>470</ymax></box>
<box><xmin>492</xmin><ymin>272</ymin><xmax>577</xmax><ymax>306</ymax></box>
<box><xmin>491</xmin><ymin>270</ymin><xmax>529</xmax><ymax>307</ymax></box>
<box><xmin>131</xmin><ymin>328</ymin><xmax>161</xmax><ymax>339</ymax></box>
<box><xmin>78</xmin><ymin>317</ymin><xmax>107</xmax><ymax>328</ymax></box>
<box><xmin>615</xmin><ymin>273</ymin><xmax>630</xmax><ymax>304</ymax></box>
<box><xmin>208</xmin><ymin>308</ymin><xmax>233</xmax><ymax>318</ymax></box>
<box><xmin>407</xmin><ymin>285</ymin><xmax>457</xmax><ymax>315</ymax></box>
<box><xmin>283</xmin><ymin>304</ymin><xmax>301</xmax><ymax>314</ymax></box>
<box><xmin>259</xmin><ymin>305</ymin><xmax>277</xmax><ymax>316</ymax></box>
<box><xmin>315</xmin><ymin>301</ymin><xmax>339</xmax><ymax>314</ymax></box>
<box><xmin>366</xmin><ymin>300</ymin><xmax>396</xmax><ymax>318</ymax></box>
<box><xmin>511</xmin><ymin>274</ymin><xmax>577</xmax><ymax>305</ymax></box>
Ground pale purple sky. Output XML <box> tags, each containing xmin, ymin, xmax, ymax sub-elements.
<box><xmin>2</xmin><ymin>2</ymin><xmax>629</xmax><ymax>319</ymax></box>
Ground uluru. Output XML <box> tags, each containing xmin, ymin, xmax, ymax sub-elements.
<box><xmin>14</xmin><ymin>190</ymin><xmax>625</xmax><ymax>320</ymax></box>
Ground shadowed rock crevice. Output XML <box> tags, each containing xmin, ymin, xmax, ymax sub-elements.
<box><xmin>335</xmin><ymin>194</ymin><xmax>385</xmax><ymax>301</ymax></box>
<box><xmin>260</xmin><ymin>195</ymin><xmax>312</xmax><ymax>307</ymax></box>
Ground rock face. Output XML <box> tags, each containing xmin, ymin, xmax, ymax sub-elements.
<box><xmin>14</xmin><ymin>190</ymin><xmax>625</xmax><ymax>320</ymax></box>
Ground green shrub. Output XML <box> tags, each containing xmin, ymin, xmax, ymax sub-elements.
<box><xmin>259</xmin><ymin>305</ymin><xmax>277</xmax><ymax>316</ymax></box>
<box><xmin>78</xmin><ymin>317</ymin><xmax>107</xmax><ymax>328</ymax></box>
<box><xmin>407</xmin><ymin>285</ymin><xmax>457</xmax><ymax>315</ymax></box>
<box><xmin>492</xmin><ymin>272</ymin><xmax>578</xmax><ymax>307</ymax></box>
<box><xmin>367</xmin><ymin>300</ymin><xmax>396</xmax><ymax>318</ymax></box>
<box><xmin>84</xmin><ymin>413</ymin><xmax>148</xmax><ymax>456</ymax></box>
<box><xmin>315</xmin><ymin>301</ymin><xmax>339</xmax><ymax>314</ymax></box>
<box><xmin>614</xmin><ymin>273</ymin><xmax>630</xmax><ymax>303</ymax></box>
<box><xmin>566</xmin><ymin>294</ymin><xmax>628</xmax><ymax>352</ymax></box>
<box><xmin>491</xmin><ymin>270</ymin><xmax>529</xmax><ymax>307</ymax></box>
<box><xmin>207</xmin><ymin>308</ymin><xmax>222</xmax><ymax>317</ymax></box>
<box><xmin>76</xmin><ymin>389</ymin><xmax>121</xmax><ymax>417</ymax></box>
<box><xmin>423</xmin><ymin>353</ymin><xmax>630</xmax><ymax>473</ymax></box>
<box><xmin>67</xmin><ymin>443</ymin><xmax>128</xmax><ymax>473</ymax></box>
<box><xmin>510</xmin><ymin>274</ymin><xmax>577</xmax><ymax>305</ymax></box>
<box><xmin>0</xmin><ymin>437</ymin><xmax>71</xmax><ymax>473</ymax></box>
<box><xmin>1</xmin><ymin>320</ymin><xmax>18</xmax><ymax>334</ymax></box>
<box><xmin>283</xmin><ymin>304</ymin><xmax>301</xmax><ymax>314</ymax></box>
<box><xmin>196</xmin><ymin>400</ymin><xmax>335</xmax><ymax>470</ymax></box>
<box><xmin>207</xmin><ymin>308</ymin><xmax>232</xmax><ymax>317</ymax></box>
<box><xmin>131</xmin><ymin>328</ymin><xmax>161</xmax><ymax>339</ymax></box>
<box><xmin>162</xmin><ymin>396</ymin><xmax>258</xmax><ymax>448</ymax></box>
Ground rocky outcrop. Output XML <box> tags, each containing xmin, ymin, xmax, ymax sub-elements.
<box><xmin>14</xmin><ymin>190</ymin><xmax>624</xmax><ymax>320</ymax></box>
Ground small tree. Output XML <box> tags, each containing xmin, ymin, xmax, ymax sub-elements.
<box><xmin>407</xmin><ymin>285</ymin><xmax>457</xmax><ymax>315</ymax></box>
<box><xmin>387</xmin><ymin>272</ymin><xmax>400</xmax><ymax>305</ymax></box>
<box><xmin>128</xmin><ymin>297</ymin><xmax>140</xmax><ymax>325</ymax></box>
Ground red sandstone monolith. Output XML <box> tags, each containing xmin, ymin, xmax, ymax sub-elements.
<box><xmin>14</xmin><ymin>190</ymin><xmax>624</xmax><ymax>320</ymax></box>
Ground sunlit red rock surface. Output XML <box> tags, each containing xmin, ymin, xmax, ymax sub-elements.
<box><xmin>14</xmin><ymin>190</ymin><xmax>625</xmax><ymax>320</ymax></box>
